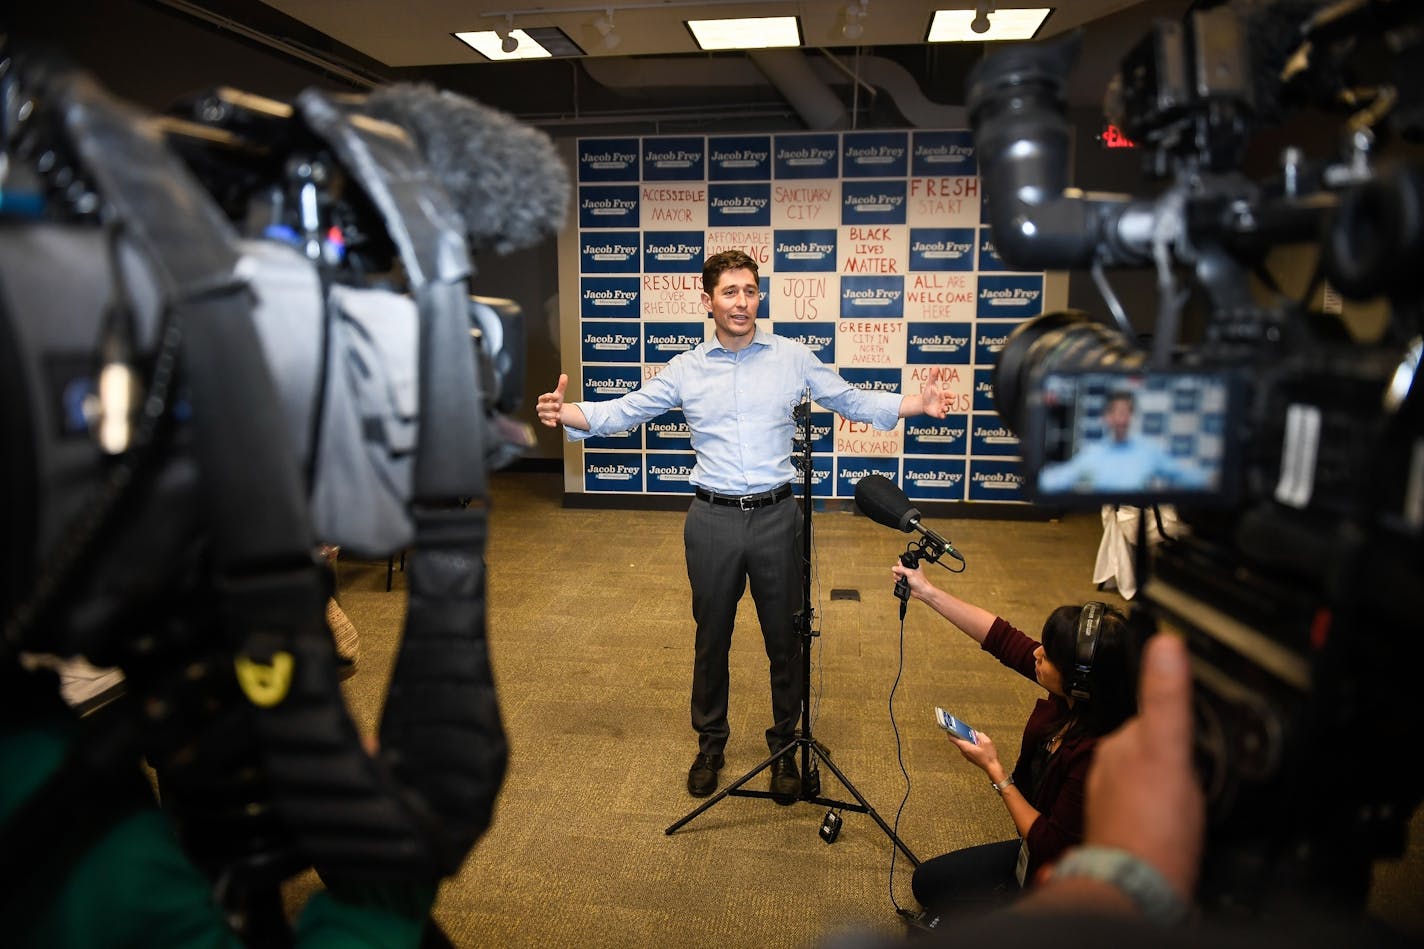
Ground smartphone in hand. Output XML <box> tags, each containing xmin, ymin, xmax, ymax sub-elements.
<box><xmin>934</xmin><ymin>706</ymin><xmax>978</xmax><ymax>744</ymax></box>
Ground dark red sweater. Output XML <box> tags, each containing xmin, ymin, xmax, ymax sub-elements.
<box><xmin>982</xmin><ymin>616</ymin><xmax>1099</xmax><ymax>884</ymax></box>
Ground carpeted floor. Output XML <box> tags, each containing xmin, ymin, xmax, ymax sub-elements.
<box><xmin>316</xmin><ymin>469</ymin><xmax>1424</xmax><ymax>948</ymax></box>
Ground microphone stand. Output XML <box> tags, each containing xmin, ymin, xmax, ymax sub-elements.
<box><xmin>666</xmin><ymin>397</ymin><xmax>920</xmax><ymax>866</ymax></box>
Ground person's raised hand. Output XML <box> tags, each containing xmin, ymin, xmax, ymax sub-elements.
<box><xmin>891</xmin><ymin>559</ymin><xmax>935</xmax><ymax>599</ymax></box>
<box><xmin>919</xmin><ymin>367</ymin><xmax>953</xmax><ymax>419</ymax></box>
<box><xmin>536</xmin><ymin>373</ymin><xmax>569</xmax><ymax>428</ymax></box>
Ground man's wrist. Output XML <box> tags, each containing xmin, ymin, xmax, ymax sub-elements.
<box><xmin>1049</xmin><ymin>845</ymin><xmax>1189</xmax><ymax>926</ymax></box>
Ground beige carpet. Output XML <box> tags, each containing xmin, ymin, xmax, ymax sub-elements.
<box><xmin>316</xmin><ymin>470</ymin><xmax>1424</xmax><ymax>948</ymax></box>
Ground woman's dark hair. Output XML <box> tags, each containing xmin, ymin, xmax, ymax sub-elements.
<box><xmin>1041</xmin><ymin>603</ymin><xmax>1135</xmax><ymax>738</ymax></box>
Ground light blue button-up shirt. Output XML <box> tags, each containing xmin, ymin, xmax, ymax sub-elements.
<box><xmin>569</xmin><ymin>330</ymin><xmax>904</xmax><ymax>494</ymax></box>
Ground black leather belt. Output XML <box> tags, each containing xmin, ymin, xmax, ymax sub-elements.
<box><xmin>694</xmin><ymin>484</ymin><xmax>793</xmax><ymax>510</ymax></box>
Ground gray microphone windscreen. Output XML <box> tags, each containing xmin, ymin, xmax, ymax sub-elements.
<box><xmin>364</xmin><ymin>83</ymin><xmax>571</xmax><ymax>256</ymax></box>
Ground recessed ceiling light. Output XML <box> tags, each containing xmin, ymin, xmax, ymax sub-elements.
<box><xmin>927</xmin><ymin>8</ymin><xmax>1051</xmax><ymax>42</ymax></box>
<box><xmin>454</xmin><ymin>29</ymin><xmax>553</xmax><ymax>60</ymax></box>
<box><xmin>686</xmin><ymin>16</ymin><xmax>802</xmax><ymax>51</ymax></box>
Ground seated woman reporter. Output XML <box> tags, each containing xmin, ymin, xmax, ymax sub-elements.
<box><xmin>891</xmin><ymin>560</ymin><xmax>1135</xmax><ymax>922</ymax></box>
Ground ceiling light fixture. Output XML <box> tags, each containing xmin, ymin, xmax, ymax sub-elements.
<box><xmin>926</xmin><ymin>7</ymin><xmax>1050</xmax><ymax>42</ymax></box>
<box><xmin>593</xmin><ymin>8</ymin><xmax>622</xmax><ymax>50</ymax></box>
<box><xmin>841</xmin><ymin>1</ymin><xmax>868</xmax><ymax>41</ymax></box>
<box><xmin>686</xmin><ymin>15</ymin><xmax>802</xmax><ymax>51</ymax></box>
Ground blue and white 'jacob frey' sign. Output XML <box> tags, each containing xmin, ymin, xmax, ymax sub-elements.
<box><xmin>578</xmin><ymin>138</ymin><xmax>639</xmax><ymax>182</ymax></box>
<box><xmin>774</xmin><ymin>230</ymin><xmax>837</xmax><ymax>272</ymax></box>
<box><xmin>581</xmin><ymin>232</ymin><xmax>640</xmax><ymax>273</ymax></box>
<box><xmin>909</xmin><ymin>228</ymin><xmax>976</xmax><ymax>271</ymax></box>
<box><xmin>644</xmin><ymin>230</ymin><xmax>705</xmax><ymax>273</ymax></box>
<box><xmin>709</xmin><ymin>135</ymin><xmax>772</xmax><ymax>180</ymax></box>
<box><xmin>842</xmin><ymin>180</ymin><xmax>908</xmax><ymax>226</ymax></box>
<box><xmin>581</xmin><ymin>321</ymin><xmax>640</xmax><ymax>363</ymax></box>
<box><xmin>776</xmin><ymin>323</ymin><xmax>836</xmax><ymax>364</ymax></box>
<box><xmin>708</xmin><ymin>183</ymin><xmax>771</xmax><ymax>227</ymax></box>
<box><xmin>903</xmin><ymin>457</ymin><xmax>967</xmax><ymax>501</ymax></box>
<box><xmin>585</xmin><ymin>452</ymin><xmax>644</xmax><ymax>493</ymax></box>
<box><xmin>580</xmin><ymin>277</ymin><xmax>639</xmax><ymax>319</ymax></box>
<box><xmin>646</xmin><ymin>410</ymin><xmax>691</xmax><ymax>451</ymax></box>
<box><xmin>911</xmin><ymin>130</ymin><xmax>977</xmax><ymax>176</ymax></box>
<box><xmin>908</xmin><ymin>322</ymin><xmax>972</xmax><ymax>364</ymax></box>
<box><xmin>578</xmin><ymin>185</ymin><xmax>639</xmax><ymax>229</ymax></box>
<box><xmin>976</xmin><ymin>275</ymin><xmax>1044</xmax><ymax>320</ymax></box>
<box><xmin>644</xmin><ymin>322</ymin><xmax>706</xmax><ymax>363</ymax></box>
<box><xmin>774</xmin><ymin>133</ymin><xmax>839</xmax><ymax>179</ymax></box>
<box><xmin>843</xmin><ymin>131</ymin><xmax>909</xmax><ymax>178</ymax></box>
<box><xmin>968</xmin><ymin>459</ymin><xmax>1025</xmax><ymax>502</ymax></box>
<box><xmin>642</xmin><ymin>137</ymin><xmax>705</xmax><ymax>181</ymax></box>
<box><xmin>646</xmin><ymin>453</ymin><xmax>696</xmax><ymax>494</ymax></box>
<box><xmin>904</xmin><ymin>417</ymin><xmax>968</xmax><ymax>455</ymax></box>
<box><xmin>842</xmin><ymin>276</ymin><xmax>904</xmax><ymax>319</ymax></box>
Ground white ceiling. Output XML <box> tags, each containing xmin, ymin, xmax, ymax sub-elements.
<box><xmin>257</xmin><ymin>0</ymin><xmax>1167</xmax><ymax>69</ymax></box>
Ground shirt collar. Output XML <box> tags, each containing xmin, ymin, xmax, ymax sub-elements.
<box><xmin>706</xmin><ymin>327</ymin><xmax>774</xmax><ymax>354</ymax></box>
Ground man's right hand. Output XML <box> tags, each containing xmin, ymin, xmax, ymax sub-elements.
<box><xmin>536</xmin><ymin>373</ymin><xmax>568</xmax><ymax>428</ymax></box>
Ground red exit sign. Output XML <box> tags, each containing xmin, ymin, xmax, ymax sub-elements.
<box><xmin>1100</xmin><ymin>124</ymin><xmax>1136</xmax><ymax>149</ymax></box>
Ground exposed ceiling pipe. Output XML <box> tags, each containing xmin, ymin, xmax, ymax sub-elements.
<box><xmin>813</xmin><ymin>53</ymin><xmax>969</xmax><ymax>128</ymax></box>
<box><xmin>746</xmin><ymin>49</ymin><xmax>849</xmax><ymax>130</ymax></box>
<box><xmin>582</xmin><ymin>50</ymin><xmax>967</xmax><ymax>130</ymax></box>
<box><xmin>580</xmin><ymin>55</ymin><xmax>770</xmax><ymax>92</ymax></box>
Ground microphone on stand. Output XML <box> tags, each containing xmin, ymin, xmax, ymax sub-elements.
<box><xmin>791</xmin><ymin>386</ymin><xmax>811</xmax><ymax>427</ymax></box>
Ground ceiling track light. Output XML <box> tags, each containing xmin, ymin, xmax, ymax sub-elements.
<box><xmin>971</xmin><ymin>0</ymin><xmax>995</xmax><ymax>35</ymax></box>
<box><xmin>841</xmin><ymin>0</ymin><xmax>868</xmax><ymax>41</ymax></box>
<box><xmin>593</xmin><ymin>8</ymin><xmax>622</xmax><ymax>50</ymax></box>
<box><xmin>497</xmin><ymin>13</ymin><xmax>520</xmax><ymax>53</ymax></box>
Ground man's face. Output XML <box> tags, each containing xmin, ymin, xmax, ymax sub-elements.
<box><xmin>1103</xmin><ymin>397</ymin><xmax>1133</xmax><ymax>441</ymax></box>
<box><xmin>702</xmin><ymin>266</ymin><xmax>760</xmax><ymax>345</ymax></box>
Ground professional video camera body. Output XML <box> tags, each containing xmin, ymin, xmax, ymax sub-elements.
<box><xmin>0</xmin><ymin>43</ymin><xmax>565</xmax><ymax>942</ymax></box>
<box><xmin>966</xmin><ymin>0</ymin><xmax>1423</xmax><ymax>918</ymax></box>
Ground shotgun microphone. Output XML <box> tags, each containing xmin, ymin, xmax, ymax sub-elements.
<box><xmin>853</xmin><ymin>474</ymin><xmax>964</xmax><ymax>563</ymax></box>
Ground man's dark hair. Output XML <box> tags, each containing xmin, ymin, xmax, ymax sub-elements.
<box><xmin>1106</xmin><ymin>390</ymin><xmax>1134</xmax><ymax>407</ymax></box>
<box><xmin>702</xmin><ymin>249</ymin><xmax>759</xmax><ymax>295</ymax></box>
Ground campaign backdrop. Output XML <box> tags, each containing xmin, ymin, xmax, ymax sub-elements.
<box><xmin>565</xmin><ymin>130</ymin><xmax>1064</xmax><ymax>503</ymax></box>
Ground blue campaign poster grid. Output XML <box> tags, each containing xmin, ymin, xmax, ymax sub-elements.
<box><xmin>573</xmin><ymin>130</ymin><xmax>1046</xmax><ymax>503</ymax></box>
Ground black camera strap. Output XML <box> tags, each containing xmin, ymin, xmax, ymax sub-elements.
<box><xmin>297</xmin><ymin>90</ymin><xmax>506</xmax><ymax>870</ymax></box>
<box><xmin>38</xmin><ymin>69</ymin><xmax>477</xmax><ymax>889</ymax></box>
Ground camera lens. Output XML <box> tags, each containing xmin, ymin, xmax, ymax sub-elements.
<box><xmin>992</xmin><ymin>310</ymin><xmax>1145</xmax><ymax>435</ymax></box>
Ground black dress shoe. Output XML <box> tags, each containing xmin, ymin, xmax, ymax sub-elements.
<box><xmin>769</xmin><ymin>754</ymin><xmax>800</xmax><ymax>805</ymax></box>
<box><xmin>687</xmin><ymin>752</ymin><xmax>724</xmax><ymax>797</ymax></box>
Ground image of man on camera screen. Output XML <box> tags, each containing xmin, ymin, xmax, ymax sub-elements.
<box><xmin>1038</xmin><ymin>387</ymin><xmax>1214</xmax><ymax>495</ymax></box>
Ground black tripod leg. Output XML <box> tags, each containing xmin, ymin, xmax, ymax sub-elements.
<box><xmin>808</xmin><ymin>743</ymin><xmax>919</xmax><ymax>866</ymax></box>
<box><xmin>664</xmin><ymin>743</ymin><xmax>797</xmax><ymax>834</ymax></box>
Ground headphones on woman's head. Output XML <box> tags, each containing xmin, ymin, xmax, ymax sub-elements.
<box><xmin>1069</xmin><ymin>601</ymin><xmax>1107</xmax><ymax>702</ymax></box>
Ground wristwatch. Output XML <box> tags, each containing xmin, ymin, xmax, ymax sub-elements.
<box><xmin>1050</xmin><ymin>845</ymin><xmax>1189</xmax><ymax>926</ymax></box>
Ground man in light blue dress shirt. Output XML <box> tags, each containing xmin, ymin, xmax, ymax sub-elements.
<box><xmin>1038</xmin><ymin>392</ymin><xmax>1211</xmax><ymax>495</ymax></box>
<box><xmin>537</xmin><ymin>250</ymin><xmax>952</xmax><ymax>802</ymax></box>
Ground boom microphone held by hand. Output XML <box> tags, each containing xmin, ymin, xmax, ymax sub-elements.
<box><xmin>854</xmin><ymin>474</ymin><xmax>966</xmax><ymax>567</ymax></box>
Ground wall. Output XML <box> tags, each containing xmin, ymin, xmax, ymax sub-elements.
<box><xmin>552</xmin><ymin>128</ymin><xmax>1073</xmax><ymax>505</ymax></box>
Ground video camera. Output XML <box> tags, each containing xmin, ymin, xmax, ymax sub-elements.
<box><xmin>0</xmin><ymin>42</ymin><xmax>567</xmax><ymax>939</ymax></box>
<box><xmin>967</xmin><ymin>0</ymin><xmax>1423</xmax><ymax>916</ymax></box>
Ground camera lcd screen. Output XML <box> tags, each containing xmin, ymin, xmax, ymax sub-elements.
<box><xmin>1023</xmin><ymin>370</ymin><xmax>1240</xmax><ymax>508</ymax></box>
